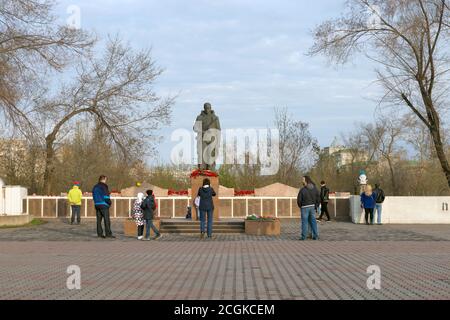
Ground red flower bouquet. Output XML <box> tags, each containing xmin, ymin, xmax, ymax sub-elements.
<box><xmin>234</xmin><ymin>190</ymin><xmax>255</xmax><ymax>197</ymax></box>
<box><xmin>190</xmin><ymin>169</ymin><xmax>219</xmax><ymax>179</ymax></box>
<box><xmin>168</xmin><ymin>190</ymin><xmax>189</xmax><ymax>196</ymax></box>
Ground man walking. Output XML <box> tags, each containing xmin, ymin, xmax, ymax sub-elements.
<box><xmin>92</xmin><ymin>175</ymin><xmax>115</xmax><ymax>239</ymax></box>
<box><xmin>68</xmin><ymin>181</ymin><xmax>82</xmax><ymax>225</ymax></box>
<box><xmin>373</xmin><ymin>184</ymin><xmax>385</xmax><ymax>225</ymax></box>
<box><xmin>140</xmin><ymin>190</ymin><xmax>162</xmax><ymax>241</ymax></box>
<box><xmin>318</xmin><ymin>181</ymin><xmax>331</xmax><ymax>222</ymax></box>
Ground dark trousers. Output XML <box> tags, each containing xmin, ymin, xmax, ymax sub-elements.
<box><xmin>138</xmin><ymin>225</ymin><xmax>144</xmax><ymax>237</ymax></box>
<box><xmin>319</xmin><ymin>202</ymin><xmax>330</xmax><ymax>221</ymax></box>
<box><xmin>96</xmin><ymin>206</ymin><xmax>112</xmax><ymax>237</ymax></box>
<box><xmin>71</xmin><ymin>205</ymin><xmax>81</xmax><ymax>224</ymax></box>
<box><xmin>145</xmin><ymin>219</ymin><xmax>160</xmax><ymax>238</ymax></box>
<box><xmin>364</xmin><ymin>208</ymin><xmax>374</xmax><ymax>225</ymax></box>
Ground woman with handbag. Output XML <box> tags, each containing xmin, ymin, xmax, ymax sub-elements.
<box><xmin>197</xmin><ymin>178</ymin><xmax>217</xmax><ymax>239</ymax></box>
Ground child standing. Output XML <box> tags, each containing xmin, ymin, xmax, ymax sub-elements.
<box><xmin>132</xmin><ymin>193</ymin><xmax>145</xmax><ymax>240</ymax></box>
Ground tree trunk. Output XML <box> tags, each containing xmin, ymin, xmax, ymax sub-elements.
<box><xmin>41</xmin><ymin>108</ymin><xmax>93</xmax><ymax>195</ymax></box>
<box><xmin>417</xmin><ymin>86</ymin><xmax>450</xmax><ymax>190</ymax></box>
<box><xmin>43</xmin><ymin>137</ymin><xmax>56</xmax><ymax>195</ymax></box>
<box><xmin>29</xmin><ymin>149</ymin><xmax>38</xmax><ymax>194</ymax></box>
<box><xmin>386</xmin><ymin>157</ymin><xmax>397</xmax><ymax>196</ymax></box>
<box><xmin>430</xmin><ymin>127</ymin><xmax>450</xmax><ymax>190</ymax></box>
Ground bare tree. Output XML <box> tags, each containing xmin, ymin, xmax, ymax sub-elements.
<box><xmin>23</xmin><ymin>37</ymin><xmax>173</xmax><ymax>194</ymax></box>
<box><xmin>275</xmin><ymin>107</ymin><xmax>317</xmax><ymax>186</ymax></box>
<box><xmin>310</xmin><ymin>0</ymin><xmax>450</xmax><ymax>189</ymax></box>
<box><xmin>360</xmin><ymin>116</ymin><xmax>404</xmax><ymax>194</ymax></box>
<box><xmin>340</xmin><ymin>128</ymin><xmax>375</xmax><ymax>194</ymax></box>
<box><xmin>0</xmin><ymin>0</ymin><xmax>93</xmax><ymax>127</ymax></box>
<box><xmin>403</xmin><ymin>113</ymin><xmax>435</xmax><ymax>162</ymax></box>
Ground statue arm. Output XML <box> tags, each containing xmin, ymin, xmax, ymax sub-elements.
<box><xmin>214</xmin><ymin>116</ymin><xmax>221</xmax><ymax>130</ymax></box>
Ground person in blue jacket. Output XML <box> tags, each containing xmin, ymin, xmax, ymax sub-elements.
<box><xmin>92</xmin><ymin>175</ymin><xmax>115</xmax><ymax>238</ymax></box>
<box><xmin>197</xmin><ymin>178</ymin><xmax>217</xmax><ymax>239</ymax></box>
<box><xmin>360</xmin><ymin>184</ymin><xmax>377</xmax><ymax>225</ymax></box>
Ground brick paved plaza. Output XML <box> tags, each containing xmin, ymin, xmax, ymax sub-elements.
<box><xmin>0</xmin><ymin>220</ymin><xmax>449</xmax><ymax>300</ymax></box>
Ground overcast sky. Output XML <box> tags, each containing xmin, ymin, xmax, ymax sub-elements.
<box><xmin>56</xmin><ymin>0</ymin><xmax>382</xmax><ymax>164</ymax></box>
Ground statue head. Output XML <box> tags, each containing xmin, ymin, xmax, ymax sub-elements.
<box><xmin>204</xmin><ymin>102</ymin><xmax>212</xmax><ymax>114</ymax></box>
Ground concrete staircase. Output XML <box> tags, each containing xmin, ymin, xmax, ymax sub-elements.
<box><xmin>160</xmin><ymin>219</ymin><xmax>245</xmax><ymax>234</ymax></box>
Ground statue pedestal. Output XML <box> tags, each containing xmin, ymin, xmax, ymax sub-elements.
<box><xmin>191</xmin><ymin>174</ymin><xmax>220</xmax><ymax>221</ymax></box>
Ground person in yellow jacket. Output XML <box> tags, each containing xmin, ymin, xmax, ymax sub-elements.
<box><xmin>68</xmin><ymin>182</ymin><xmax>83</xmax><ymax>225</ymax></box>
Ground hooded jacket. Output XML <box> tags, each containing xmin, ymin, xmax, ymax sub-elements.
<box><xmin>198</xmin><ymin>186</ymin><xmax>216</xmax><ymax>211</ymax></box>
<box><xmin>297</xmin><ymin>183</ymin><xmax>320</xmax><ymax>209</ymax></box>
<box><xmin>140</xmin><ymin>195</ymin><xmax>155</xmax><ymax>220</ymax></box>
<box><xmin>68</xmin><ymin>186</ymin><xmax>82</xmax><ymax>206</ymax></box>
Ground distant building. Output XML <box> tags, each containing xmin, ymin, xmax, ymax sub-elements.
<box><xmin>323</xmin><ymin>137</ymin><xmax>368</xmax><ymax>168</ymax></box>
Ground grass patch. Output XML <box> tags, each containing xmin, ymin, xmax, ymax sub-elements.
<box><xmin>0</xmin><ymin>219</ymin><xmax>48</xmax><ymax>229</ymax></box>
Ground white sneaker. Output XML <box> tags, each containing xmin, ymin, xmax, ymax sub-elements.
<box><xmin>138</xmin><ymin>236</ymin><xmax>143</xmax><ymax>240</ymax></box>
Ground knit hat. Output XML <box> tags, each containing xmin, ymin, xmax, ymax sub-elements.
<box><xmin>73</xmin><ymin>181</ymin><xmax>80</xmax><ymax>186</ymax></box>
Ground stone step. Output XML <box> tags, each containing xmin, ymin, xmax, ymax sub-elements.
<box><xmin>160</xmin><ymin>229</ymin><xmax>246</xmax><ymax>234</ymax></box>
<box><xmin>160</xmin><ymin>219</ymin><xmax>245</xmax><ymax>234</ymax></box>
<box><xmin>161</xmin><ymin>220</ymin><xmax>244</xmax><ymax>226</ymax></box>
<box><xmin>161</xmin><ymin>225</ymin><xmax>244</xmax><ymax>229</ymax></box>
<box><xmin>161</xmin><ymin>222</ymin><xmax>244</xmax><ymax>227</ymax></box>
<box><xmin>162</xmin><ymin>225</ymin><xmax>243</xmax><ymax>230</ymax></box>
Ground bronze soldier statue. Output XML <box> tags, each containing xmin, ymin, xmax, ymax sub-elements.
<box><xmin>193</xmin><ymin>102</ymin><xmax>221</xmax><ymax>171</ymax></box>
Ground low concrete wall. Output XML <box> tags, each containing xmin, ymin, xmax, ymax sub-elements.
<box><xmin>0</xmin><ymin>215</ymin><xmax>33</xmax><ymax>227</ymax></box>
<box><xmin>350</xmin><ymin>196</ymin><xmax>450</xmax><ymax>224</ymax></box>
<box><xmin>25</xmin><ymin>196</ymin><xmax>352</xmax><ymax>220</ymax></box>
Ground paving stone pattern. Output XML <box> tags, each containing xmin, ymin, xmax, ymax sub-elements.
<box><xmin>0</xmin><ymin>220</ymin><xmax>449</xmax><ymax>300</ymax></box>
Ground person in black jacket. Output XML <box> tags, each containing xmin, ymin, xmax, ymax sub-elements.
<box><xmin>140</xmin><ymin>190</ymin><xmax>162</xmax><ymax>241</ymax></box>
<box><xmin>318</xmin><ymin>181</ymin><xmax>331</xmax><ymax>222</ymax></box>
<box><xmin>297</xmin><ymin>176</ymin><xmax>320</xmax><ymax>240</ymax></box>
<box><xmin>373</xmin><ymin>184</ymin><xmax>385</xmax><ymax>225</ymax></box>
<box><xmin>198</xmin><ymin>178</ymin><xmax>217</xmax><ymax>239</ymax></box>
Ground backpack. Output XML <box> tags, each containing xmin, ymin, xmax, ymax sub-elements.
<box><xmin>376</xmin><ymin>189</ymin><xmax>385</xmax><ymax>203</ymax></box>
<box><xmin>151</xmin><ymin>195</ymin><xmax>157</xmax><ymax>211</ymax></box>
<box><xmin>141</xmin><ymin>197</ymin><xmax>156</xmax><ymax>212</ymax></box>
